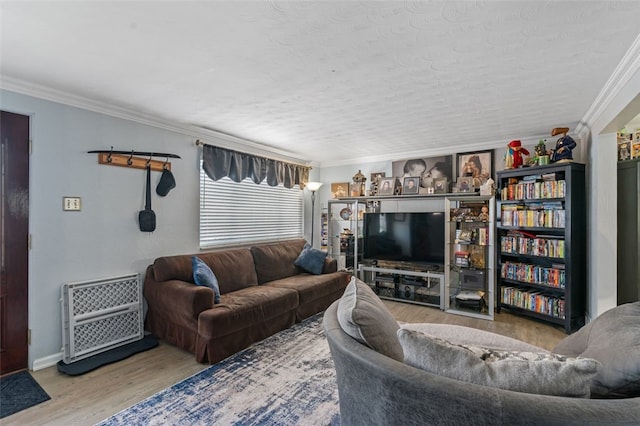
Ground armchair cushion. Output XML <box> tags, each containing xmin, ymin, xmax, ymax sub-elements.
<box><xmin>337</xmin><ymin>277</ymin><xmax>404</xmax><ymax>362</ymax></box>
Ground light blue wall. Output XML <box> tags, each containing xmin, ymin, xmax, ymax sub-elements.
<box><xmin>2</xmin><ymin>90</ymin><xmax>204</xmax><ymax>367</ymax></box>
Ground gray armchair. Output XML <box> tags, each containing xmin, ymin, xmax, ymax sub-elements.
<box><xmin>323</xmin><ymin>301</ymin><xmax>640</xmax><ymax>426</ymax></box>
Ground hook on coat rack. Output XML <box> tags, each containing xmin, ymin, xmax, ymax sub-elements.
<box><xmin>88</xmin><ymin>149</ymin><xmax>180</xmax><ymax>172</ymax></box>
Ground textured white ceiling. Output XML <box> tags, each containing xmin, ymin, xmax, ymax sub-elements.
<box><xmin>2</xmin><ymin>1</ymin><xmax>640</xmax><ymax>165</ymax></box>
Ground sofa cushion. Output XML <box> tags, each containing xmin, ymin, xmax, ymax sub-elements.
<box><xmin>153</xmin><ymin>248</ymin><xmax>258</xmax><ymax>294</ymax></box>
<box><xmin>192</xmin><ymin>256</ymin><xmax>221</xmax><ymax>304</ymax></box>
<box><xmin>154</xmin><ymin>254</ymin><xmax>197</xmax><ymax>283</ymax></box>
<box><xmin>197</xmin><ymin>285</ymin><xmax>298</xmax><ymax>339</ymax></box>
<box><xmin>251</xmin><ymin>239</ymin><xmax>306</xmax><ymax>284</ymax></box>
<box><xmin>337</xmin><ymin>277</ymin><xmax>404</xmax><ymax>362</ymax></box>
<box><xmin>264</xmin><ymin>271</ymin><xmax>348</xmax><ymax>306</ymax></box>
<box><xmin>399</xmin><ymin>328</ymin><xmax>600</xmax><ymax>398</ymax></box>
<box><xmin>294</xmin><ymin>243</ymin><xmax>328</xmax><ymax>275</ymax></box>
<box><xmin>553</xmin><ymin>301</ymin><xmax>640</xmax><ymax>398</ymax></box>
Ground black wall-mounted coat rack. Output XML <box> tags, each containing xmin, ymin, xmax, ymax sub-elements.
<box><xmin>88</xmin><ymin>148</ymin><xmax>181</xmax><ymax>172</ymax></box>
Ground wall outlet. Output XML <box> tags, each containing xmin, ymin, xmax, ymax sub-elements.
<box><xmin>63</xmin><ymin>197</ymin><xmax>82</xmax><ymax>211</ymax></box>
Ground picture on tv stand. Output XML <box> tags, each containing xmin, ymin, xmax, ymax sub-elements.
<box><xmin>363</xmin><ymin>212</ymin><xmax>445</xmax><ymax>265</ymax></box>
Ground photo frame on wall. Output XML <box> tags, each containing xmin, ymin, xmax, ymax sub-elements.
<box><xmin>456</xmin><ymin>149</ymin><xmax>494</xmax><ymax>188</ymax></box>
<box><xmin>402</xmin><ymin>177</ymin><xmax>420</xmax><ymax>195</ymax></box>
<box><xmin>378</xmin><ymin>177</ymin><xmax>396</xmax><ymax>196</ymax></box>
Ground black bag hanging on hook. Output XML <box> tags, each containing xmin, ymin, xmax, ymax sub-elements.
<box><xmin>139</xmin><ymin>164</ymin><xmax>156</xmax><ymax>232</ymax></box>
<box><xmin>156</xmin><ymin>163</ymin><xmax>176</xmax><ymax>196</ymax></box>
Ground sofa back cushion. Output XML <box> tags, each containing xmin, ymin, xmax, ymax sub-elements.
<box><xmin>251</xmin><ymin>239</ymin><xmax>306</xmax><ymax>284</ymax></box>
<box><xmin>153</xmin><ymin>248</ymin><xmax>258</xmax><ymax>294</ymax></box>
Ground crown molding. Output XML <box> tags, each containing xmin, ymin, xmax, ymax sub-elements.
<box><xmin>576</xmin><ymin>33</ymin><xmax>640</xmax><ymax>141</ymax></box>
<box><xmin>0</xmin><ymin>76</ymin><xmax>311</xmax><ymax>166</ymax></box>
<box><xmin>319</xmin><ymin>134</ymin><xmax>550</xmax><ymax>168</ymax></box>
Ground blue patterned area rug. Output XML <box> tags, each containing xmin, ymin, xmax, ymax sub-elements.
<box><xmin>97</xmin><ymin>313</ymin><xmax>340</xmax><ymax>425</ymax></box>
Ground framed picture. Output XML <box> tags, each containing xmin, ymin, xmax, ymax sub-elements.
<box><xmin>331</xmin><ymin>182</ymin><xmax>349</xmax><ymax>199</ymax></box>
<box><xmin>402</xmin><ymin>177</ymin><xmax>419</xmax><ymax>195</ymax></box>
<box><xmin>370</xmin><ymin>172</ymin><xmax>385</xmax><ymax>184</ymax></box>
<box><xmin>458</xmin><ymin>176</ymin><xmax>474</xmax><ymax>193</ymax></box>
<box><xmin>378</xmin><ymin>177</ymin><xmax>396</xmax><ymax>196</ymax></box>
<box><xmin>433</xmin><ymin>177</ymin><xmax>448</xmax><ymax>193</ymax></box>
<box><xmin>392</xmin><ymin>155</ymin><xmax>453</xmax><ymax>190</ymax></box>
<box><xmin>456</xmin><ymin>150</ymin><xmax>494</xmax><ymax>187</ymax></box>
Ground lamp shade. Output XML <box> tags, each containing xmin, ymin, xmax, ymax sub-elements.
<box><xmin>306</xmin><ymin>181</ymin><xmax>323</xmax><ymax>192</ymax></box>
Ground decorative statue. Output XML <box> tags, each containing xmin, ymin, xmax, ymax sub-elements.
<box><xmin>550</xmin><ymin>127</ymin><xmax>576</xmax><ymax>163</ymax></box>
<box><xmin>504</xmin><ymin>140</ymin><xmax>530</xmax><ymax>169</ymax></box>
<box><xmin>479</xmin><ymin>178</ymin><xmax>495</xmax><ymax>196</ymax></box>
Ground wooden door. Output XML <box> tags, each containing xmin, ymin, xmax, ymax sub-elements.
<box><xmin>1</xmin><ymin>111</ymin><xmax>30</xmax><ymax>374</ymax></box>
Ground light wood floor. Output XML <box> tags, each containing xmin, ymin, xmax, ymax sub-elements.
<box><xmin>3</xmin><ymin>302</ymin><xmax>566</xmax><ymax>426</ymax></box>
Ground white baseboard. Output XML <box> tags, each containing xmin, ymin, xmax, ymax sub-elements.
<box><xmin>32</xmin><ymin>352</ymin><xmax>62</xmax><ymax>371</ymax></box>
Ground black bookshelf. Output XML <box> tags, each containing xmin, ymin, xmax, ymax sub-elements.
<box><xmin>496</xmin><ymin>163</ymin><xmax>586</xmax><ymax>333</ymax></box>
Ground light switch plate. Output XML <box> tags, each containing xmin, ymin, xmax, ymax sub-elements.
<box><xmin>63</xmin><ymin>196</ymin><xmax>82</xmax><ymax>211</ymax></box>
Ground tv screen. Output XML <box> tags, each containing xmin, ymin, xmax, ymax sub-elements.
<box><xmin>362</xmin><ymin>212</ymin><xmax>445</xmax><ymax>265</ymax></box>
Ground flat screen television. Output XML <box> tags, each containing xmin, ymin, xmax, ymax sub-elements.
<box><xmin>362</xmin><ymin>212</ymin><xmax>445</xmax><ymax>265</ymax></box>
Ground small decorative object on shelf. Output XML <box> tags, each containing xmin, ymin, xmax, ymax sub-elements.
<box><xmin>369</xmin><ymin>172</ymin><xmax>384</xmax><ymax>196</ymax></box>
<box><xmin>434</xmin><ymin>177</ymin><xmax>448</xmax><ymax>193</ymax></box>
<box><xmin>550</xmin><ymin>127</ymin><xmax>576</xmax><ymax>163</ymax></box>
<box><xmin>351</xmin><ymin>170</ymin><xmax>367</xmax><ymax>196</ymax></box>
<box><xmin>402</xmin><ymin>177</ymin><xmax>420</xmax><ymax>195</ymax></box>
<box><xmin>378</xmin><ymin>177</ymin><xmax>397</xmax><ymax>196</ymax></box>
<box><xmin>504</xmin><ymin>140</ymin><xmax>530</xmax><ymax>169</ymax></box>
<box><xmin>534</xmin><ymin>139</ymin><xmax>550</xmax><ymax>165</ymax></box>
<box><xmin>496</xmin><ymin>163</ymin><xmax>586</xmax><ymax>333</ymax></box>
<box><xmin>457</xmin><ymin>177</ymin><xmax>474</xmax><ymax>193</ymax></box>
<box><xmin>479</xmin><ymin>177</ymin><xmax>495</xmax><ymax>196</ymax></box>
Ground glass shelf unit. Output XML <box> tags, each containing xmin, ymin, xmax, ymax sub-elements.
<box><xmin>444</xmin><ymin>195</ymin><xmax>495</xmax><ymax>320</ymax></box>
<box><xmin>327</xmin><ymin>199</ymin><xmax>365</xmax><ymax>273</ymax></box>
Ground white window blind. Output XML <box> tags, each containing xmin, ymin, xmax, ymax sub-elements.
<box><xmin>199</xmin><ymin>173</ymin><xmax>303</xmax><ymax>248</ymax></box>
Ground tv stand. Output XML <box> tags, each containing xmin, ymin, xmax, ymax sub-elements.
<box><xmin>359</xmin><ymin>264</ymin><xmax>444</xmax><ymax>308</ymax></box>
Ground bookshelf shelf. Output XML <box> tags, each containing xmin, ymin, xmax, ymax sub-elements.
<box><xmin>496</xmin><ymin>163</ymin><xmax>586</xmax><ymax>333</ymax></box>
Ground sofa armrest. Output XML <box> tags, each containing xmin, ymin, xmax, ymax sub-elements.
<box><xmin>323</xmin><ymin>257</ymin><xmax>338</xmax><ymax>274</ymax></box>
<box><xmin>144</xmin><ymin>266</ymin><xmax>213</xmax><ymax>321</ymax></box>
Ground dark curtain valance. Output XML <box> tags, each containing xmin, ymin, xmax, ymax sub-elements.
<box><xmin>202</xmin><ymin>144</ymin><xmax>310</xmax><ymax>189</ymax></box>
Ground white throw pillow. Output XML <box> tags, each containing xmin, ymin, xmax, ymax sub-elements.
<box><xmin>398</xmin><ymin>328</ymin><xmax>600</xmax><ymax>398</ymax></box>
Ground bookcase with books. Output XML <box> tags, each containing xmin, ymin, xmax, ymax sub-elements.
<box><xmin>496</xmin><ymin>163</ymin><xmax>586</xmax><ymax>333</ymax></box>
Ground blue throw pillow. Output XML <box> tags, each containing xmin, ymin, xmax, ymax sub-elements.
<box><xmin>192</xmin><ymin>256</ymin><xmax>221</xmax><ymax>304</ymax></box>
<box><xmin>294</xmin><ymin>243</ymin><xmax>328</xmax><ymax>275</ymax></box>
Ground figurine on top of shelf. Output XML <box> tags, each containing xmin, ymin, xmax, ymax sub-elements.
<box><xmin>533</xmin><ymin>139</ymin><xmax>551</xmax><ymax>165</ymax></box>
<box><xmin>479</xmin><ymin>177</ymin><xmax>495</xmax><ymax>196</ymax></box>
<box><xmin>550</xmin><ymin>127</ymin><xmax>576</xmax><ymax>163</ymax></box>
<box><xmin>504</xmin><ymin>140</ymin><xmax>530</xmax><ymax>169</ymax></box>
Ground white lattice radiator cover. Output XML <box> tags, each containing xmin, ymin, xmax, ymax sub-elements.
<box><xmin>61</xmin><ymin>273</ymin><xmax>143</xmax><ymax>364</ymax></box>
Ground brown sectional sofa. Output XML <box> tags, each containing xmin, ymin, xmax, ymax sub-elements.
<box><xmin>144</xmin><ymin>239</ymin><xmax>350</xmax><ymax>363</ymax></box>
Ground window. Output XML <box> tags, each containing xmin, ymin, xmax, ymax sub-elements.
<box><xmin>199</xmin><ymin>173</ymin><xmax>303</xmax><ymax>248</ymax></box>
